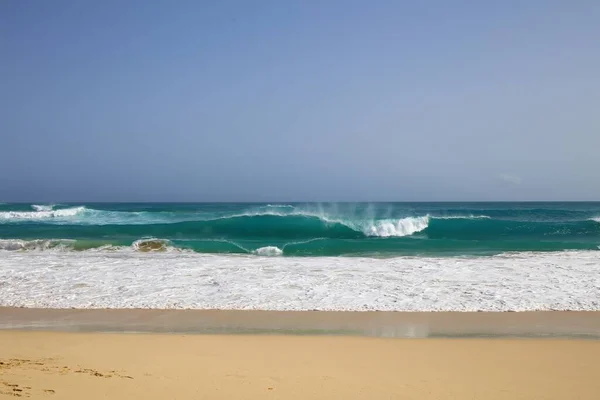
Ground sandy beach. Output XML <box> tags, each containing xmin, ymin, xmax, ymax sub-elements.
<box><xmin>1</xmin><ymin>331</ymin><xmax>599</xmax><ymax>399</ymax></box>
<box><xmin>0</xmin><ymin>309</ymin><xmax>599</xmax><ymax>399</ymax></box>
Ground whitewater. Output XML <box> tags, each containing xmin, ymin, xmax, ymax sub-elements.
<box><xmin>1</xmin><ymin>250</ymin><xmax>599</xmax><ymax>311</ymax></box>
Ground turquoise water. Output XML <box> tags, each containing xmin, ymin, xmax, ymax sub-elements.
<box><xmin>1</xmin><ymin>202</ymin><xmax>599</xmax><ymax>256</ymax></box>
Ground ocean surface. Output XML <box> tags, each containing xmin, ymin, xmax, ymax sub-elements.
<box><xmin>2</xmin><ymin>202</ymin><xmax>600</xmax><ymax>255</ymax></box>
<box><xmin>1</xmin><ymin>202</ymin><xmax>599</xmax><ymax>311</ymax></box>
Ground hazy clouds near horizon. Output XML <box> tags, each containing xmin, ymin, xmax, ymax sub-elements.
<box><xmin>1</xmin><ymin>1</ymin><xmax>599</xmax><ymax>202</ymax></box>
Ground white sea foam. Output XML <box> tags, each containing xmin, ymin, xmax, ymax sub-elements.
<box><xmin>0</xmin><ymin>206</ymin><xmax>86</xmax><ymax>221</ymax></box>
<box><xmin>1</xmin><ymin>251</ymin><xmax>598</xmax><ymax>311</ymax></box>
<box><xmin>217</xmin><ymin>211</ymin><xmax>292</xmax><ymax>219</ymax></box>
<box><xmin>356</xmin><ymin>216</ymin><xmax>430</xmax><ymax>237</ymax></box>
<box><xmin>0</xmin><ymin>207</ymin><xmax>186</xmax><ymax>226</ymax></box>
<box><xmin>0</xmin><ymin>239</ymin><xmax>31</xmax><ymax>251</ymax></box>
<box><xmin>591</xmin><ymin>217</ymin><xmax>600</xmax><ymax>223</ymax></box>
<box><xmin>0</xmin><ymin>238</ymin><xmax>188</xmax><ymax>253</ymax></box>
<box><xmin>0</xmin><ymin>239</ymin><xmax>75</xmax><ymax>251</ymax></box>
<box><xmin>31</xmin><ymin>204</ymin><xmax>55</xmax><ymax>211</ymax></box>
<box><xmin>253</xmin><ymin>246</ymin><xmax>283</xmax><ymax>256</ymax></box>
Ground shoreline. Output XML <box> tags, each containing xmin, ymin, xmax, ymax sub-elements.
<box><xmin>2</xmin><ymin>307</ymin><xmax>600</xmax><ymax>338</ymax></box>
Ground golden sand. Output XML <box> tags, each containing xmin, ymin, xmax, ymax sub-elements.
<box><xmin>1</xmin><ymin>331</ymin><xmax>599</xmax><ymax>399</ymax></box>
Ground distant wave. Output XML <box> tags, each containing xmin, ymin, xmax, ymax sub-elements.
<box><xmin>0</xmin><ymin>203</ymin><xmax>493</xmax><ymax>230</ymax></box>
<box><xmin>0</xmin><ymin>205</ymin><xmax>178</xmax><ymax>225</ymax></box>
<box><xmin>31</xmin><ymin>204</ymin><xmax>55</xmax><ymax>212</ymax></box>
<box><xmin>0</xmin><ymin>206</ymin><xmax>86</xmax><ymax>221</ymax></box>
<box><xmin>2</xmin><ymin>209</ymin><xmax>599</xmax><ymax>241</ymax></box>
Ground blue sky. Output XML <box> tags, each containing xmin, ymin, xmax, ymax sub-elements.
<box><xmin>1</xmin><ymin>0</ymin><xmax>599</xmax><ymax>201</ymax></box>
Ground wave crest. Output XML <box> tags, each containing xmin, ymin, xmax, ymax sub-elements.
<box><xmin>354</xmin><ymin>216</ymin><xmax>430</xmax><ymax>237</ymax></box>
<box><xmin>32</xmin><ymin>204</ymin><xmax>55</xmax><ymax>212</ymax></box>
<box><xmin>0</xmin><ymin>239</ymin><xmax>75</xmax><ymax>251</ymax></box>
<box><xmin>253</xmin><ymin>246</ymin><xmax>283</xmax><ymax>256</ymax></box>
<box><xmin>0</xmin><ymin>206</ymin><xmax>86</xmax><ymax>221</ymax></box>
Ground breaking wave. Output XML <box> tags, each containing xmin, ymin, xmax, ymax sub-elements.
<box><xmin>0</xmin><ymin>239</ymin><xmax>76</xmax><ymax>251</ymax></box>
<box><xmin>0</xmin><ymin>206</ymin><xmax>86</xmax><ymax>221</ymax></box>
<box><xmin>253</xmin><ymin>246</ymin><xmax>284</xmax><ymax>256</ymax></box>
<box><xmin>1</xmin><ymin>203</ymin><xmax>599</xmax><ymax>256</ymax></box>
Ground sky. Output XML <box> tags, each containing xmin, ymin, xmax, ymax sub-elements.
<box><xmin>1</xmin><ymin>0</ymin><xmax>599</xmax><ymax>202</ymax></box>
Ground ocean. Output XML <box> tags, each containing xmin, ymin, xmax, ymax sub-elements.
<box><xmin>1</xmin><ymin>202</ymin><xmax>599</xmax><ymax>311</ymax></box>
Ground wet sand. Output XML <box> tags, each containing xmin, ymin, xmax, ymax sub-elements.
<box><xmin>1</xmin><ymin>307</ymin><xmax>600</xmax><ymax>338</ymax></box>
<box><xmin>1</xmin><ymin>331</ymin><xmax>599</xmax><ymax>399</ymax></box>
